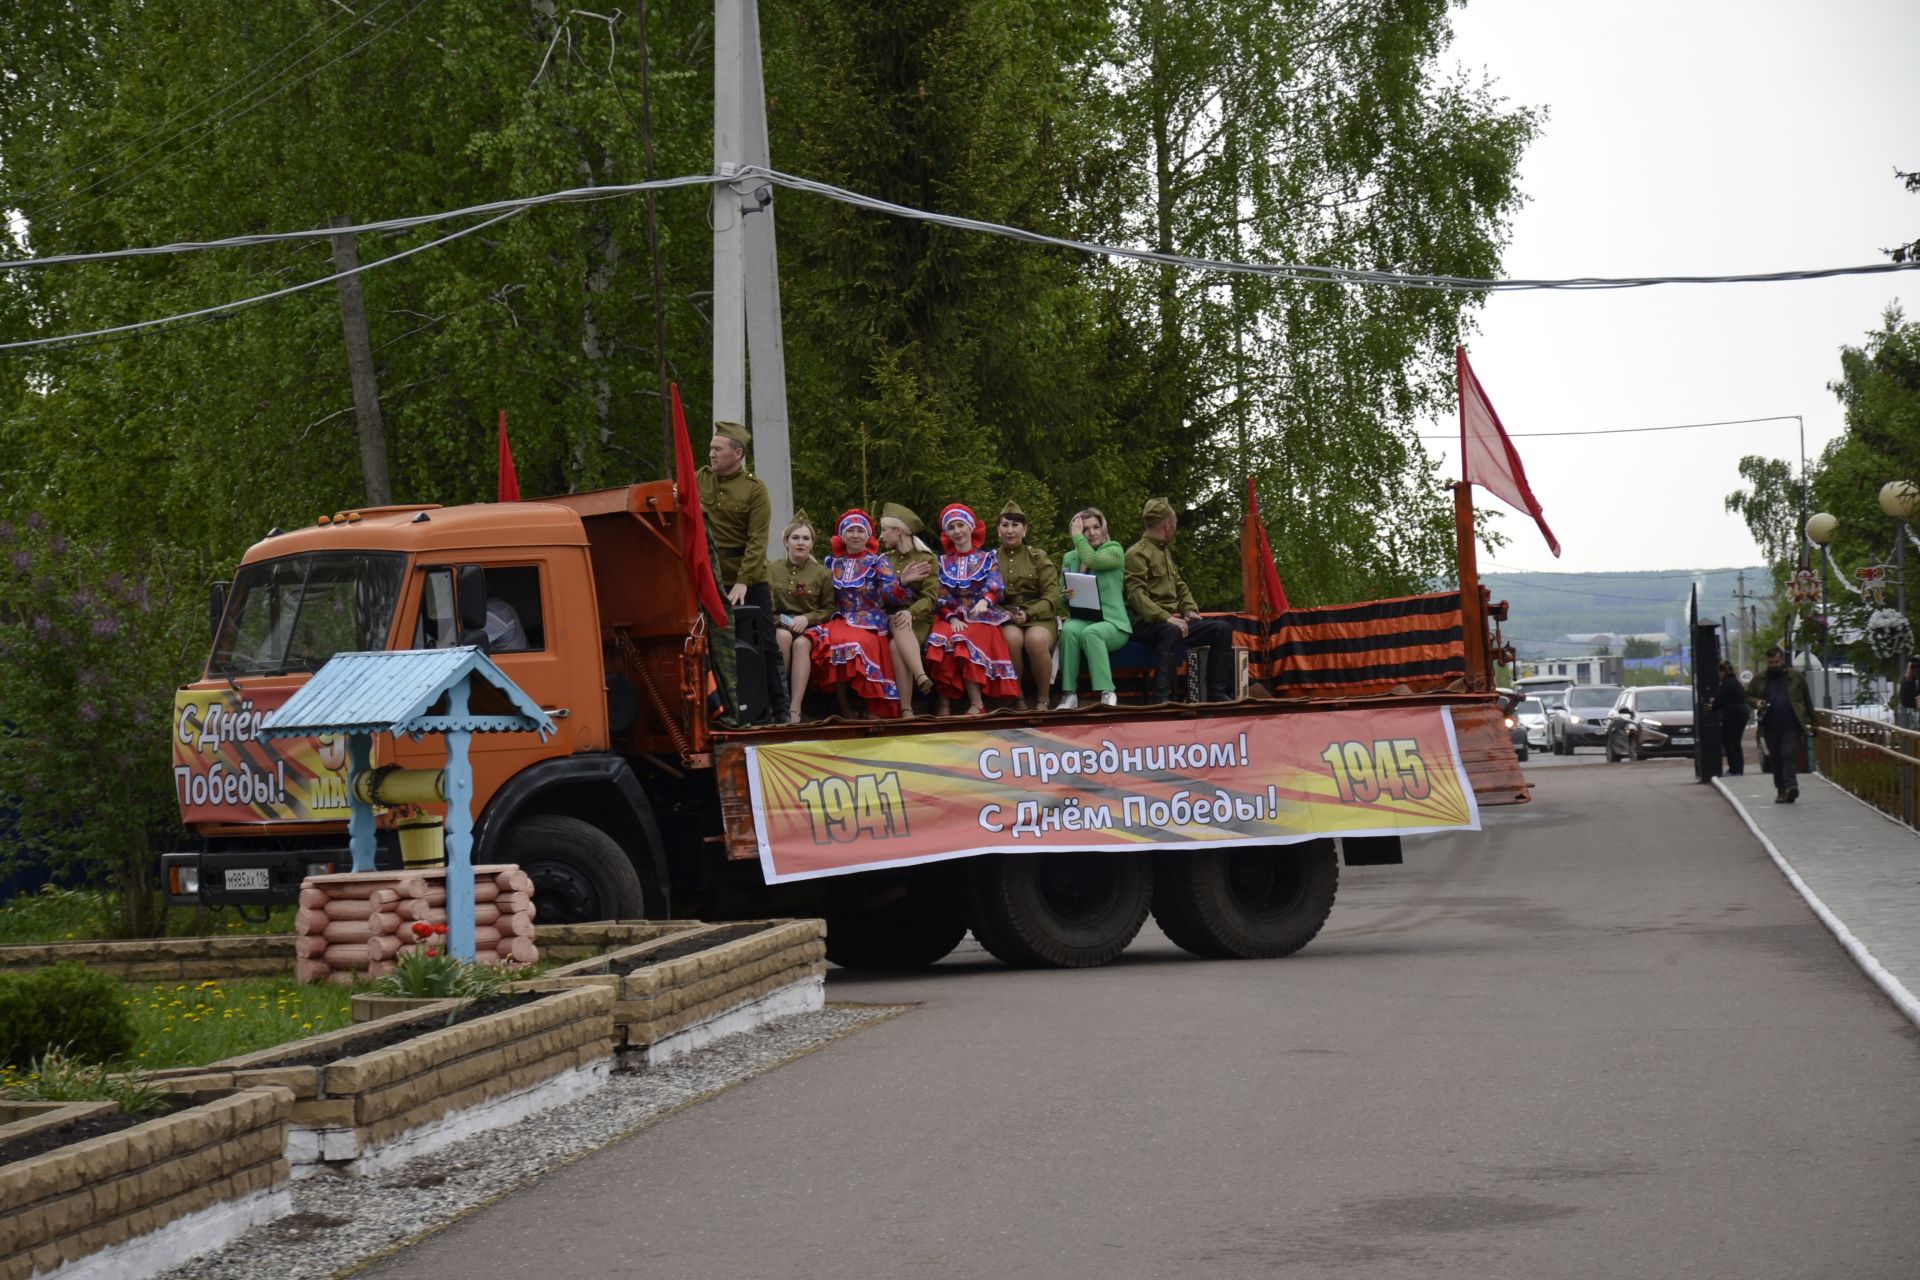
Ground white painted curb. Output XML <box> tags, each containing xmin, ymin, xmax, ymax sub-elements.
<box><xmin>30</xmin><ymin>1188</ymin><xmax>291</xmax><ymax>1280</ymax></box>
<box><xmin>1712</xmin><ymin>777</ymin><xmax>1920</xmax><ymax>1031</ymax></box>
<box><xmin>635</xmin><ymin>977</ymin><xmax>826</xmax><ymax>1068</ymax></box>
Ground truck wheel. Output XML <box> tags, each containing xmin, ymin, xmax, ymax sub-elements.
<box><xmin>967</xmin><ymin>852</ymin><xmax>1151</xmax><ymax>968</ymax></box>
<box><xmin>825</xmin><ymin>894</ymin><xmax>968</xmax><ymax>970</ymax></box>
<box><xmin>501</xmin><ymin>814</ymin><xmax>644</xmax><ymax>923</ymax></box>
<box><xmin>1150</xmin><ymin>842</ymin><xmax>1338</xmax><ymax>959</ymax></box>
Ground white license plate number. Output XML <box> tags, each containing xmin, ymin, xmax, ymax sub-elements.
<box><xmin>224</xmin><ymin>869</ymin><xmax>271</xmax><ymax>892</ymax></box>
<box><xmin>1672</xmin><ymin>737</ymin><xmax>1694</xmax><ymax>746</ymax></box>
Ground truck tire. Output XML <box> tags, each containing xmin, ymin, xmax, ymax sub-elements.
<box><xmin>1149</xmin><ymin>842</ymin><xmax>1338</xmax><ymax>960</ymax></box>
<box><xmin>825</xmin><ymin>894</ymin><xmax>968</xmax><ymax>970</ymax></box>
<box><xmin>501</xmin><ymin>814</ymin><xmax>645</xmax><ymax>923</ymax></box>
<box><xmin>966</xmin><ymin>852</ymin><xmax>1151</xmax><ymax>968</ymax></box>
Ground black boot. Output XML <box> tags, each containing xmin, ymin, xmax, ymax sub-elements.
<box><xmin>1150</xmin><ymin>654</ymin><xmax>1180</xmax><ymax>704</ymax></box>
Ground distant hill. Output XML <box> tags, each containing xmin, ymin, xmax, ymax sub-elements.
<box><xmin>1477</xmin><ymin>567</ymin><xmax>1769</xmax><ymax>644</ymax></box>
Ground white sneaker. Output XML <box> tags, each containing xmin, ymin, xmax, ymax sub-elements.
<box><xmin>1099</xmin><ymin>691</ymin><xmax>1118</xmax><ymax>707</ymax></box>
<box><xmin>1056</xmin><ymin>694</ymin><xmax>1079</xmax><ymax>710</ymax></box>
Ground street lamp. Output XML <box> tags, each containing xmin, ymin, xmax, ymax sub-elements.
<box><xmin>1806</xmin><ymin>483</ymin><xmax>1919</xmax><ymax>713</ymax></box>
<box><xmin>1806</xmin><ymin>512</ymin><xmax>1839</xmax><ymax>707</ymax></box>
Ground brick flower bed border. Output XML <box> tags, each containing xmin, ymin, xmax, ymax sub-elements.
<box><xmin>0</xmin><ymin>922</ymin><xmax>698</xmax><ymax>983</ymax></box>
<box><xmin>152</xmin><ymin>985</ymin><xmax>613</xmax><ymax>1176</ymax></box>
<box><xmin>514</xmin><ymin>919</ymin><xmax>826</xmax><ymax>1066</ymax></box>
<box><xmin>0</xmin><ymin>1085</ymin><xmax>292</xmax><ymax>1280</ymax></box>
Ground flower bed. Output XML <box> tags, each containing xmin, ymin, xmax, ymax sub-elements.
<box><xmin>515</xmin><ymin>919</ymin><xmax>826</xmax><ymax>1066</ymax></box>
<box><xmin>0</xmin><ymin>1085</ymin><xmax>293</xmax><ymax>1280</ymax></box>
<box><xmin>150</xmin><ymin>986</ymin><xmax>613</xmax><ymax>1176</ymax></box>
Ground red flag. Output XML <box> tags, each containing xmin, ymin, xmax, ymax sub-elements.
<box><xmin>671</xmin><ymin>384</ymin><xmax>730</xmax><ymax>625</ymax></box>
<box><xmin>1457</xmin><ymin>346</ymin><xmax>1559</xmax><ymax>557</ymax></box>
<box><xmin>496</xmin><ymin>410</ymin><xmax>520</xmax><ymax>502</ymax></box>
<box><xmin>1240</xmin><ymin>476</ymin><xmax>1290</xmax><ymax>617</ymax></box>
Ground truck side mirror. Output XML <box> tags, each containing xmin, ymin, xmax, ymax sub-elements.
<box><xmin>457</xmin><ymin>564</ymin><xmax>490</xmax><ymax>648</ymax></box>
<box><xmin>208</xmin><ymin>580</ymin><xmax>230</xmax><ymax>642</ymax></box>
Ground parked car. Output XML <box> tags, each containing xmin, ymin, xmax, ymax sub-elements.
<box><xmin>1605</xmin><ymin>686</ymin><xmax>1697</xmax><ymax>761</ymax></box>
<box><xmin>1513</xmin><ymin>697</ymin><xmax>1551</xmax><ymax>750</ymax></box>
<box><xmin>1547</xmin><ymin>684</ymin><xmax>1625</xmax><ymax>755</ymax></box>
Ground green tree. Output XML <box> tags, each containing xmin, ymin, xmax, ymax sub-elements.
<box><xmin>1623</xmin><ymin>636</ymin><xmax>1660</xmax><ymax>658</ymax></box>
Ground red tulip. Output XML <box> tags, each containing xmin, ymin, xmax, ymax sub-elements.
<box><xmin>433</xmin><ymin>923</ymin><xmax>449</xmax><ymax>935</ymax></box>
<box><xmin>425</xmin><ymin>948</ymin><xmax>438</xmax><ymax>958</ymax></box>
<box><xmin>411</xmin><ymin>922</ymin><xmax>433</xmax><ymax>939</ymax></box>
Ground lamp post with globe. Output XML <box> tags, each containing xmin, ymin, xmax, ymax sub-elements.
<box><xmin>1805</xmin><ymin>479</ymin><xmax>1919</xmax><ymax>714</ymax></box>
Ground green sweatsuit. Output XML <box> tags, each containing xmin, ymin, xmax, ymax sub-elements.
<box><xmin>1060</xmin><ymin>535</ymin><xmax>1131</xmax><ymax>693</ymax></box>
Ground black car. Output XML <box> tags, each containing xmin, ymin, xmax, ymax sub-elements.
<box><xmin>1605</xmin><ymin>686</ymin><xmax>1697</xmax><ymax>761</ymax></box>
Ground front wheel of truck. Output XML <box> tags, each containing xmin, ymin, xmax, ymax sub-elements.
<box><xmin>1149</xmin><ymin>841</ymin><xmax>1338</xmax><ymax>959</ymax></box>
<box><xmin>502</xmin><ymin>814</ymin><xmax>645</xmax><ymax>923</ymax></box>
<box><xmin>967</xmin><ymin>852</ymin><xmax>1152</xmax><ymax>968</ymax></box>
<box><xmin>825</xmin><ymin>893</ymin><xmax>968</xmax><ymax>970</ymax></box>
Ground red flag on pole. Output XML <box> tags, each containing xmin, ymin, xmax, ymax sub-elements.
<box><xmin>1458</xmin><ymin>346</ymin><xmax>1559</xmax><ymax>557</ymax></box>
<box><xmin>1240</xmin><ymin>476</ymin><xmax>1290</xmax><ymax>617</ymax></box>
<box><xmin>496</xmin><ymin>410</ymin><xmax>520</xmax><ymax>502</ymax></box>
<box><xmin>670</xmin><ymin>384</ymin><xmax>730</xmax><ymax>625</ymax></box>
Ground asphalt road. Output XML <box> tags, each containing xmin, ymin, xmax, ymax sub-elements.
<box><xmin>367</xmin><ymin>755</ymin><xmax>1920</xmax><ymax>1279</ymax></box>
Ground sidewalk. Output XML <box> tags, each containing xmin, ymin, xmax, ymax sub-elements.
<box><xmin>1715</xmin><ymin>767</ymin><xmax>1920</xmax><ymax>1029</ymax></box>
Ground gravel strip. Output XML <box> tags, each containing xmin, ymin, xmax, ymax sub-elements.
<box><xmin>156</xmin><ymin>1003</ymin><xmax>908</xmax><ymax>1280</ymax></box>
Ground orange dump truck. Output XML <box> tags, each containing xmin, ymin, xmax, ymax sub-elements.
<box><xmin>163</xmin><ymin>482</ymin><xmax>1526</xmax><ymax>969</ymax></box>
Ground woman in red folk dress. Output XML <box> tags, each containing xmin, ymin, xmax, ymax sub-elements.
<box><xmin>794</xmin><ymin>509</ymin><xmax>925</xmax><ymax>721</ymax></box>
<box><xmin>924</xmin><ymin>504</ymin><xmax>1022</xmax><ymax>716</ymax></box>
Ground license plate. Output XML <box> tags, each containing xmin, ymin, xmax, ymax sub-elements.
<box><xmin>1672</xmin><ymin>737</ymin><xmax>1693</xmax><ymax>746</ymax></box>
<box><xmin>223</xmin><ymin>868</ymin><xmax>271</xmax><ymax>892</ymax></box>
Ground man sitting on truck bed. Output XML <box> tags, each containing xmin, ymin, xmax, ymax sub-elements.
<box><xmin>698</xmin><ymin>419</ymin><xmax>781</xmax><ymax>720</ymax></box>
<box><xmin>1125</xmin><ymin>496</ymin><xmax>1236</xmax><ymax>704</ymax></box>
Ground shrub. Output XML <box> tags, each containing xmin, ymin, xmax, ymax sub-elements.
<box><xmin>0</xmin><ymin>963</ymin><xmax>136</xmax><ymax>1067</ymax></box>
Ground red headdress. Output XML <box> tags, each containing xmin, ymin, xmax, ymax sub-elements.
<box><xmin>938</xmin><ymin>503</ymin><xmax>984</xmax><ymax>553</ymax></box>
<box><xmin>831</xmin><ymin>508</ymin><xmax>875</xmax><ymax>557</ymax></box>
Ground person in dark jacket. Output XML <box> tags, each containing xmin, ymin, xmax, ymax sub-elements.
<box><xmin>1899</xmin><ymin>658</ymin><xmax>1919</xmax><ymax>726</ymax></box>
<box><xmin>1745</xmin><ymin>646</ymin><xmax>1815</xmax><ymax>803</ymax></box>
<box><xmin>1711</xmin><ymin>660</ymin><xmax>1749</xmax><ymax>775</ymax></box>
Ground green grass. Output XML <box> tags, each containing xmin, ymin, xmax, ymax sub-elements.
<box><xmin>0</xmin><ymin>887</ymin><xmax>294</xmax><ymax>946</ymax></box>
<box><xmin>115</xmin><ymin>977</ymin><xmax>358</xmax><ymax>1071</ymax></box>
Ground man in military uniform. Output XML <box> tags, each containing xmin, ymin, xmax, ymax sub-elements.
<box><xmin>1125</xmin><ymin>497</ymin><xmax>1234</xmax><ymax>703</ymax></box>
<box><xmin>995</xmin><ymin>499</ymin><xmax>1059</xmax><ymax>710</ymax></box>
<box><xmin>696</xmin><ymin>420</ymin><xmax>782</xmax><ymax>721</ymax></box>
<box><xmin>878</xmin><ymin>502</ymin><xmax>938</xmax><ymax>708</ymax></box>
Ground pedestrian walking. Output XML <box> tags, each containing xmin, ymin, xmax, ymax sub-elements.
<box><xmin>1711</xmin><ymin>660</ymin><xmax>1749</xmax><ymax>775</ymax></box>
<box><xmin>1745</xmin><ymin>646</ymin><xmax>1815</xmax><ymax>803</ymax></box>
<box><xmin>1898</xmin><ymin>657</ymin><xmax>1919</xmax><ymax>728</ymax></box>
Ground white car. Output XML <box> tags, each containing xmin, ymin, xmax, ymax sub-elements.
<box><xmin>1514</xmin><ymin>696</ymin><xmax>1551</xmax><ymax>749</ymax></box>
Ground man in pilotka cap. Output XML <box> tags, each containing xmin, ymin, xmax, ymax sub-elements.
<box><xmin>697</xmin><ymin>420</ymin><xmax>783</xmax><ymax>720</ymax></box>
<box><xmin>1125</xmin><ymin>497</ymin><xmax>1235</xmax><ymax>704</ymax></box>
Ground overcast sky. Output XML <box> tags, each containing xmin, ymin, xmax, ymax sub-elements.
<box><xmin>1425</xmin><ymin>0</ymin><xmax>1919</xmax><ymax>576</ymax></box>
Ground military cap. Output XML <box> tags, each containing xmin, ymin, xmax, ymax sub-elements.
<box><xmin>1142</xmin><ymin>497</ymin><xmax>1176</xmax><ymax>524</ymax></box>
<box><xmin>880</xmin><ymin>502</ymin><xmax>924</xmax><ymax>535</ymax></box>
<box><xmin>713</xmin><ymin>420</ymin><xmax>751</xmax><ymax>447</ymax></box>
<box><xmin>999</xmin><ymin>499</ymin><xmax>1028</xmax><ymax>524</ymax></box>
<box><xmin>783</xmin><ymin>508</ymin><xmax>815</xmax><ymax>539</ymax></box>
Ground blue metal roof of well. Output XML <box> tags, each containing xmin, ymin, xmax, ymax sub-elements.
<box><xmin>258</xmin><ymin>647</ymin><xmax>555</xmax><ymax>738</ymax></box>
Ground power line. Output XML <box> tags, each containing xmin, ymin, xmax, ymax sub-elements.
<box><xmin>7</xmin><ymin>166</ymin><xmax>1919</xmax><ymax>296</ymax></box>
<box><xmin>1418</xmin><ymin>413</ymin><xmax>1804</xmax><ymax>441</ymax></box>
<box><xmin>0</xmin><ymin>207</ymin><xmax>525</xmax><ymax>353</ymax></box>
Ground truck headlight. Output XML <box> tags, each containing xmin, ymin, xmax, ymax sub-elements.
<box><xmin>173</xmin><ymin>865</ymin><xmax>199</xmax><ymax>896</ymax></box>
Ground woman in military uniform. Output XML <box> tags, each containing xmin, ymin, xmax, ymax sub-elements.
<box><xmin>994</xmin><ymin>500</ymin><xmax>1059</xmax><ymax>711</ymax></box>
<box><xmin>878</xmin><ymin>503</ymin><xmax>939</xmax><ymax>707</ymax></box>
<box><xmin>924</xmin><ymin>504</ymin><xmax>1022</xmax><ymax>716</ymax></box>
<box><xmin>798</xmin><ymin>510</ymin><xmax>918</xmax><ymax>720</ymax></box>
<box><xmin>767</xmin><ymin>511</ymin><xmax>833</xmax><ymax>722</ymax></box>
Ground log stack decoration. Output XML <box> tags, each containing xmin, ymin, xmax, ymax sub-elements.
<box><xmin>295</xmin><ymin>865</ymin><xmax>538</xmax><ymax>984</ymax></box>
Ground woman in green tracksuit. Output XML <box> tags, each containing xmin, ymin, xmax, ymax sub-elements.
<box><xmin>1056</xmin><ymin>507</ymin><xmax>1131</xmax><ymax>709</ymax></box>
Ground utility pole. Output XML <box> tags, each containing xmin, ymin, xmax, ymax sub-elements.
<box><xmin>1733</xmin><ymin>570</ymin><xmax>1754</xmax><ymax>672</ymax></box>
<box><xmin>713</xmin><ymin>0</ymin><xmax>793</xmax><ymax>557</ymax></box>
<box><xmin>329</xmin><ymin>217</ymin><xmax>392</xmax><ymax>507</ymax></box>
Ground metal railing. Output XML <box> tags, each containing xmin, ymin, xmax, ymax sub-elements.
<box><xmin>1814</xmin><ymin>709</ymin><xmax>1920</xmax><ymax>829</ymax></box>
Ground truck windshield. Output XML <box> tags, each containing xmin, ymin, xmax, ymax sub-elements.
<box><xmin>210</xmin><ymin>552</ymin><xmax>405</xmax><ymax>676</ymax></box>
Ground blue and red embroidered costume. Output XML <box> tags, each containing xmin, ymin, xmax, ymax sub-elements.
<box><xmin>924</xmin><ymin>504</ymin><xmax>1021</xmax><ymax>702</ymax></box>
<box><xmin>806</xmin><ymin>509</ymin><xmax>913</xmax><ymax>718</ymax></box>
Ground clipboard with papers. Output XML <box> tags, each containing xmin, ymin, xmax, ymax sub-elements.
<box><xmin>1063</xmin><ymin>571</ymin><xmax>1103</xmax><ymax>623</ymax></box>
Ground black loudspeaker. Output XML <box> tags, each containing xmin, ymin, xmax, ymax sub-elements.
<box><xmin>731</xmin><ymin>604</ymin><xmax>770</xmax><ymax>724</ymax></box>
<box><xmin>1692</xmin><ymin>621</ymin><xmax>1722</xmax><ymax>783</ymax></box>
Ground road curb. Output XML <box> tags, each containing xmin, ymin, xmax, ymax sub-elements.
<box><xmin>1711</xmin><ymin>777</ymin><xmax>1920</xmax><ymax>1031</ymax></box>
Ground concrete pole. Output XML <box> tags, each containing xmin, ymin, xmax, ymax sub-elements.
<box><xmin>714</xmin><ymin>0</ymin><xmax>793</xmax><ymax>558</ymax></box>
<box><xmin>328</xmin><ymin>218</ymin><xmax>392</xmax><ymax>507</ymax></box>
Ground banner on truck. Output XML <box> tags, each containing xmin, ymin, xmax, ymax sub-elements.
<box><xmin>172</xmin><ymin>688</ymin><xmax>352</xmax><ymax>824</ymax></box>
<box><xmin>744</xmin><ymin>706</ymin><xmax>1480</xmax><ymax>883</ymax></box>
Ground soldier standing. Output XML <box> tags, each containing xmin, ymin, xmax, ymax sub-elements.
<box><xmin>1124</xmin><ymin>497</ymin><xmax>1235</xmax><ymax>703</ymax></box>
<box><xmin>696</xmin><ymin>420</ymin><xmax>783</xmax><ymax>721</ymax></box>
